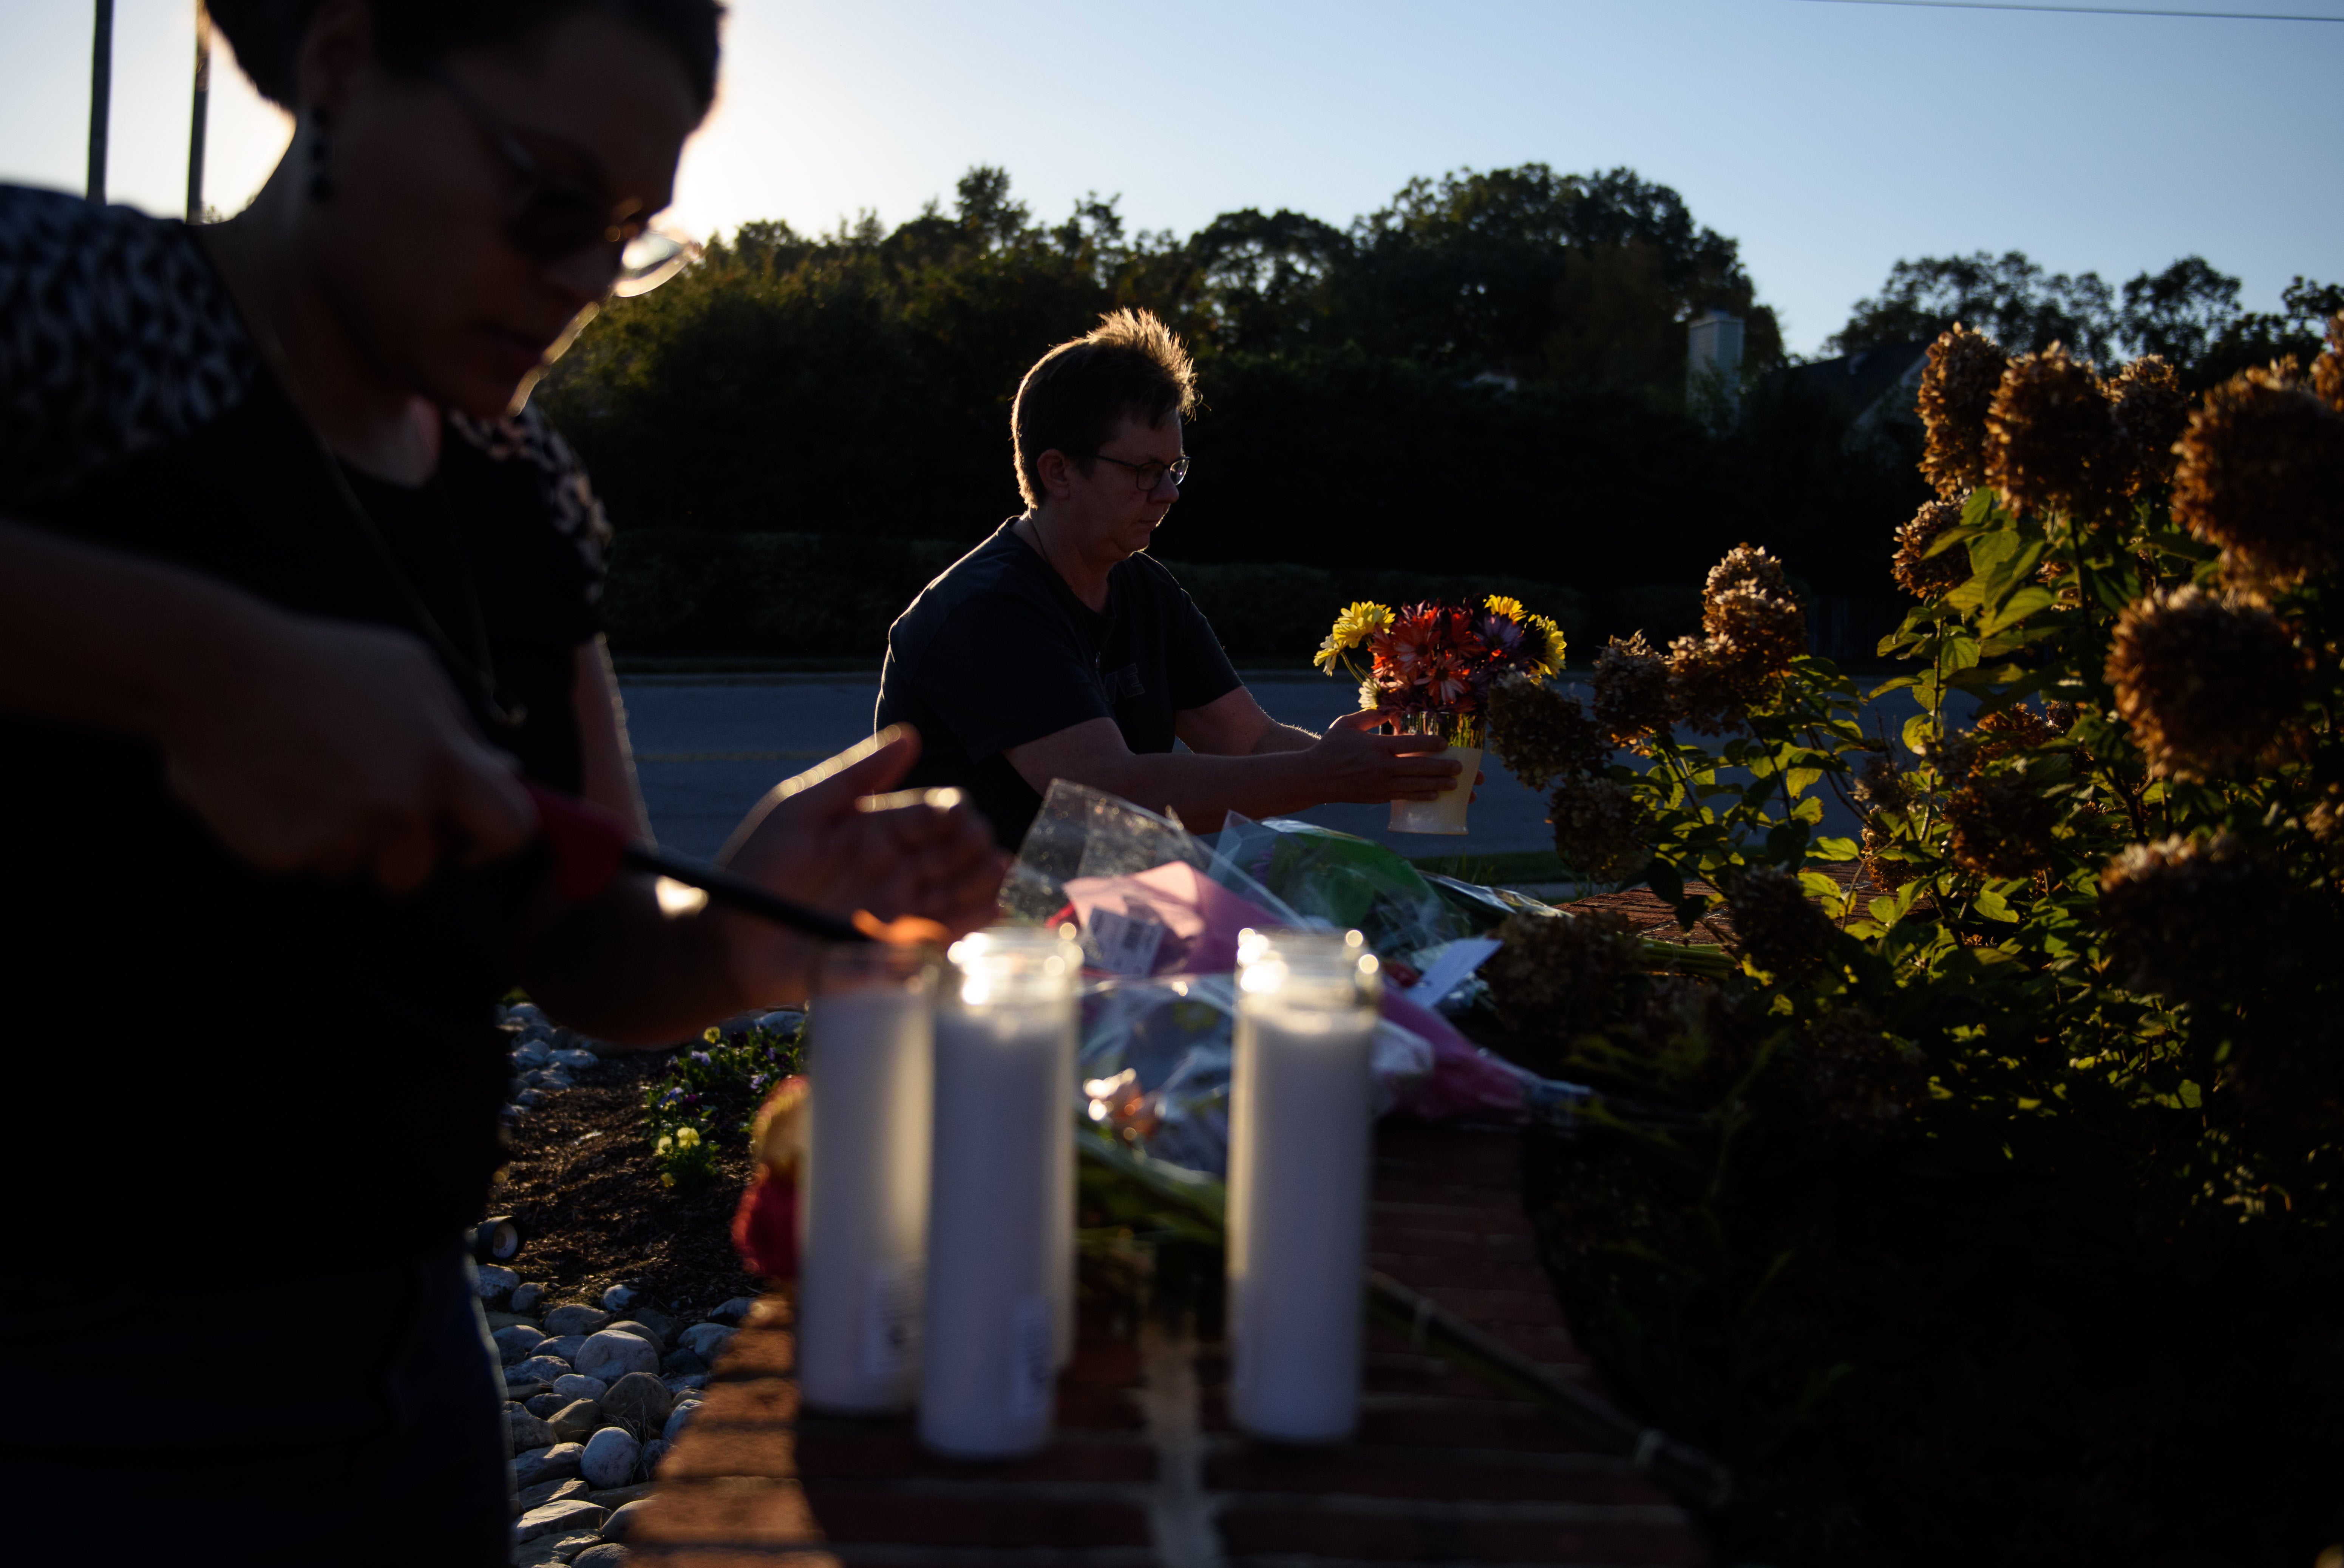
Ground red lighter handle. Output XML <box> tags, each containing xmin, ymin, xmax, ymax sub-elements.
<box><xmin>523</xmin><ymin>779</ymin><xmax>632</xmax><ymax>903</ymax></box>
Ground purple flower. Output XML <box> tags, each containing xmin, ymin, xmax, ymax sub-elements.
<box><xmin>690</xmin><ymin>1050</ymin><xmax>712</xmax><ymax>1066</ymax></box>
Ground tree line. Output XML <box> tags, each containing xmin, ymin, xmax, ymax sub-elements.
<box><xmin>540</xmin><ymin>164</ymin><xmax>2334</xmax><ymax>626</ymax></box>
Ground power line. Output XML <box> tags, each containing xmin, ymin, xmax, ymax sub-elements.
<box><xmin>1799</xmin><ymin>0</ymin><xmax>2344</xmax><ymax>21</ymax></box>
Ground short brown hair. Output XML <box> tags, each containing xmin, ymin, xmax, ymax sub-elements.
<box><xmin>1011</xmin><ymin>309</ymin><xmax>1199</xmax><ymax>508</ymax></box>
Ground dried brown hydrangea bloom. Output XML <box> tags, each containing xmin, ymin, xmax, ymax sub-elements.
<box><xmin>2044</xmin><ymin>701</ymin><xmax>2078</xmax><ymax>733</ymax></box>
<box><xmin>1627</xmin><ymin>974</ymin><xmax>1754</xmax><ymax>1097</ymax></box>
<box><xmin>2227</xmin><ymin>1001</ymin><xmax>2344</xmax><ymax>1126</ymax></box>
<box><xmin>2171</xmin><ymin>362</ymin><xmax>2344</xmax><ymax>587</ymax></box>
<box><xmin>1985</xmin><ymin>342</ymin><xmax>2119</xmax><ymax>520</ymax></box>
<box><xmin>1725</xmin><ymin>865</ymin><xmax>1836</xmax><ymax>982</ymax></box>
<box><xmin>1860</xmin><ymin>816</ymin><xmax>1913</xmax><ymax>893</ymax></box>
<box><xmin>1485</xmin><ymin>672</ymin><xmax>1608</xmax><ymax>791</ymax></box>
<box><xmin>1943</xmin><ymin>768</ymin><xmax>2056</xmax><ymax>878</ymax></box>
<box><xmin>2096</xmin><ymin>831</ymin><xmax>2282</xmax><ymax>1004</ymax></box>
<box><xmin>1591</xmin><ymin>632</ymin><xmax>1673</xmax><ymax>749</ymax></box>
<box><xmin>1973</xmin><ymin>705</ymin><xmax>2053</xmax><ymax>763</ymax></box>
<box><xmin>1548</xmin><ymin>776</ymin><xmax>1649</xmax><ymax>882</ymax></box>
<box><xmin>1705</xmin><ymin>542</ymin><xmax>1792</xmax><ymax>602</ymax></box>
<box><xmin>1892</xmin><ymin>494</ymin><xmax>1972</xmax><ymax>599</ymax></box>
<box><xmin>2315</xmin><ymin>313</ymin><xmax>2343</xmax><ymax>414</ymax></box>
<box><xmin>1797</xmin><ymin>1006</ymin><xmax>1928</xmax><ymax>1143</ymax></box>
<box><xmin>1855</xmin><ymin>753</ymin><xmax>1910</xmax><ymax>812</ymax></box>
<box><xmin>2307</xmin><ymin>783</ymin><xmax>2344</xmax><ymax>861</ymax></box>
<box><xmin>1705</xmin><ymin>584</ymin><xmax>1808</xmax><ymax>674</ymax></box>
<box><xmin>2105</xmin><ymin>355</ymin><xmax>2189</xmax><ymax>497</ymax></box>
<box><xmin>2106</xmin><ymin>585</ymin><xmax>2305</xmax><ymax>780</ymax></box>
<box><xmin>1480</xmin><ymin>908</ymin><xmax>1644</xmax><ymax>1050</ymax></box>
<box><xmin>1666</xmin><ymin>633</ymin><xmax>1767</xmax><ymax>735</ymax></box>
<box><xmin>1918</xmin><ymin>324</ymin><xmax>2007</xmax><ymax>497</ymax></box>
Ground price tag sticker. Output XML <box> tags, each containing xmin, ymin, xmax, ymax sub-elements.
<box><xmin>1084</xmin><ymin>904</ymin><xmax>1166</xmax><ymax>976</ymax></box>
<box><xmin>861</xmin><ymin>1259</ymin><xmax>920</xmax><ymax>1381</ymax></box>
<box><xmin>1008</xmin><ymin>1295</ymin><xmax>1054</xmax><ymax>1421</ymax></box>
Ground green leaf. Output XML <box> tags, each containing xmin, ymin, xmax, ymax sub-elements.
<box><xmin>1767</xmin><ymin>820</ymin><xmax>1811</xmax><ymax>863</ymax></box>
<box><xmin>1812</xmin><ymin>835</ymin><xmax>1860</xmax><ymax>862</ymax></box>
<box><xmin>1973</xmin><ymin>886</ymin><xmax>2019</xmax><ymax>923</ymax></box>
<box><xmin>1871</xmin><ymin>895</ymin><xmax>1900</xmax><ymax>926</ymax></box>
<box><xmin>1902</xmin><ymin>713</ymin><xmax>1936</xmax><ymax>755</ymax></box>
<box><xmin>1793</xmin><ymin>796</ymin><xmax>1824</xmax><ymax>824</ymax></box>
<box><xmin>1786</xmin><ymin>766</ymin><xmax>1823</xmax><ymax>798</ymax></box>
<box><xmin>1799</xmin><ymin>870</ymin><xmax>1843</xmax><ymax>902</ymax></box>
<box><xmin>1644</xmin><ymin>859</ymin><xmax>1684</xmax><ymax>907</ymax></box>
<box><xmin>1980</xmin><ymin>584</ymin><xmax>2056</xmax><ymax>637</ymax></box>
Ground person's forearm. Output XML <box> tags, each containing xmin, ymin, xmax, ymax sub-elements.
<box><xmin>515</xmin><ymin>876</ymin><xmax>793</xmax><ymax>1046</ymax></box>
<box><xmin>1083</xmin><ymin>749</ymin><xmax>1332</xmax><ymax>832</ymax></box>
<box><xmin>0</xmin><ymin>516</ymin><xmax>272</xmax><ymax>739</ymax></box>
<box><xmin>1247</xmin><ymin>721</ymin><xmax>1319</xmax><ymax>756</ymax></box>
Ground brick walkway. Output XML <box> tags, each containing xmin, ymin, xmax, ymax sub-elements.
<box><xmin>630</xmin><ymin>1123</ymin><xmax>1708</xmax><ymax>1567</ymax></box>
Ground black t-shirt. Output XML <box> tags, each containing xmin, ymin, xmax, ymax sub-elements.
<box><xmin>0</xmin><ymin>187</ymin><xmax>610</xmax><ymax>1278</ymax></box>
<box><xmin>876</xmin><ymin>521</ymin><xmax>1242</xmax><ymax>847</ymax></box>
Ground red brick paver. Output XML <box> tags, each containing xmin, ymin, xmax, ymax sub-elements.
<box><xmin>630</xmin><ymin>1124</ymin><xmax>1707</xmax><ymax>1566</ymax></box>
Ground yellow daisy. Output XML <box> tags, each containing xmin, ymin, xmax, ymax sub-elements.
<box><xmin>1524</xmin><ymin>614</ymin><xmax>1567</xmax><ymax>676</ymax></box>
<box><xmin>1484</xmin><ymin>593</ymin><xmax>1525</xmax><ymax>621</ymax></box>
<box><xmin>1330</xmin><ymin>601</ymin><xmax>1393</xmax><ymax>647</ymax></box>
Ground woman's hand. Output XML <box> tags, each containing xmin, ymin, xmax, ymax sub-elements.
<box><xmin>157</xmin><ymin>608</ymin><xmax>537</xmax><ymax>892</ymax></box>
<box><xmin>714</xmin><ymin>726</ymin><xmax>1003</xmax><ymax>1004</ymax></box>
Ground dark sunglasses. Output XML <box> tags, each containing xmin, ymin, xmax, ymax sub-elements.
<box><xmin>434</xmin><ymin>68</ymin><xmax>648</xmax><ymax>264</ymax></box>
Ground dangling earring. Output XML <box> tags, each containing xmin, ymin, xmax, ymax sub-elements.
<box><xmin>307</xmin><ymin>108</ymin><xmax>337</xmax><ymax>202</ymax></box>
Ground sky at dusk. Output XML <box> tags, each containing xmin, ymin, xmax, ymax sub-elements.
<box><xmin>2</xmin><ymin>0</ymin><xmax>2337</xmax><ymax>356</ymax></box>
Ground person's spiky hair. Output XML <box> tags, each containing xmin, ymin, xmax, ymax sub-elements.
<box><xmin>1012</xmin><ymin>309</ymin><xmax>1199</xmax><ymax>510</ymax></box>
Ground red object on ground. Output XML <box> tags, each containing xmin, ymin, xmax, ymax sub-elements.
<box><xmin>522</xmin><ymin>779</ymin><xmax>630</xmax><ymax>902</ymax></box>
<box><xmin>731</xmin><ymin>1168</ymin><xmax>799</xmax><ymax>1281</ymax></box>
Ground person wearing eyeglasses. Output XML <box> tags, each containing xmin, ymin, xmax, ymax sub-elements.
<box><xmin>876</xmin><ymin>309</ymin><xmax>1469</xmax><ymax>850</ymax></box>
<box><xmin>0</xmin><ymin>3</ymin><xmax>999</xmax><ymax>1562</ymax></box>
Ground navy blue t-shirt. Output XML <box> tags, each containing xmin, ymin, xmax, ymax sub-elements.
<box><xmin>876</xmin><ymin>521</ymin><xmax>1242</xmax><ymax>848</ymax></box>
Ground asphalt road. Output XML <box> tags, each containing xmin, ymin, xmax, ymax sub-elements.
<box><xmin>619</xmin><ymin>672</ymin><xmax>1979</xmax><ymax>873</ymax></box>
<box><xmin>618</xmin><ymin>674</ymin><xmax>1562</xmax><ymax>864</ymax></box>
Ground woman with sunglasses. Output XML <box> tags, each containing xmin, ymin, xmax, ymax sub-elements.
<box><xmin>0</xmin><ymin>3</ymin><xmax>998</xmax><ymax>1561</ymax></box>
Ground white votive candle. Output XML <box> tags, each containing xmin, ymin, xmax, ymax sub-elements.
<box><xmin>797</xmin><ymin>943</ymin><xmax>938</xmax><ymax>1415</ymax></box>
<box><xmin>918</xmin><ymin>927</ymin><xmax>1081</xmax><ymax>1458</ymax></box>
<box><xmin>1226</xmin><ymin>928</ymin><xmax>1381</xmax><ymax>1444</ymax></box>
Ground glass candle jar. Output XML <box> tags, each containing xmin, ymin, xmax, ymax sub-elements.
<box><xmin>1225</xmin><ymin>927</ymin><xmax>1382</xmax><ymax>1443</ymax></box>
<box><xmin>796</xmin><ymin>942</ymin><xmax>938</xmax><ymax>1414</ymax></box>
<box><xmin>918</xmin><ymin>926</ymin><xmax>1082</xmax><ymax>1458</ymax></box>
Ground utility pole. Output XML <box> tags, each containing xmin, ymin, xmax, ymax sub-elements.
<box><xmin>87</xmin><ymin>0</ymin><xmax>115</xmax><ymax>204</ymax></box>
<box><xmin>187</xmin><ymin>3</ymin><xmax>213</xmax><ymax>222</ymax></box>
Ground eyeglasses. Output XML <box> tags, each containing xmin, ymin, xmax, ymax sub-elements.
<box><xmin>434</xmin><ymin>70</ymin><xmax>695</xmax><ymax>295</ymax></box>
<box><xmin>1089</xmin><ymin>453</ymin><xmax>1191</xmax><ymax>492</ymax></box>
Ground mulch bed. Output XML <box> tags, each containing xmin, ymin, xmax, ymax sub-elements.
<box><xmin>485</xmin><ymin>1047</ymin><xmax>763</xmax><ymax>1321</ymax></box>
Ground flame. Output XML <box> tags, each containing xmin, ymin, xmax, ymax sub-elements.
<box><xmin>853</xmin><ymin>909</ymin><xmax>952</xmax><ymax>947</ymax></box>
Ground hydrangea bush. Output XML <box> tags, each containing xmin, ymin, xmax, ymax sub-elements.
<box><xmin>1483</xmin><ymin>317</ymin><xmax>2344</xmax><ymax>1562</ymax></box>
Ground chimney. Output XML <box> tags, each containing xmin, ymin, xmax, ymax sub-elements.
<box><xmin>1686</xmin><ymin>309</ymin><xmax>1744</xmax><ymax>428</ymax></box>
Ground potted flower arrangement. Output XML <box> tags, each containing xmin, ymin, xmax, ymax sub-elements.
<box><xmin>1315</xmin><ymin>594</ymin><xmax>1565</xmax><ymax>833</ymax></box>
